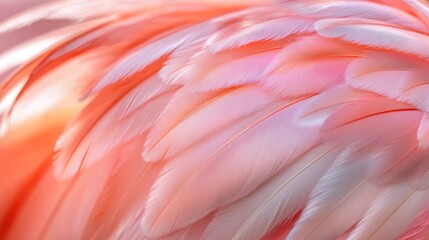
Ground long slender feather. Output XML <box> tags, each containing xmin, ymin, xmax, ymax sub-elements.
<box><xmin>204</xmin><ymin>144</ymin><xmax>340</xmax><ymax>240</ymax></box>
<box><xmin>287</xmin><ymin>148</ymin><xmax>380</xmax><ymax>240</ymax></box>
<box><xmin>348</xmin><ymin>184</ymin><xmax>429</xmax><ymax>240</ymax></box>
<box><xmin>316</xmin><ymin>18</ymin><xmax>429</xmax><ymax>58</ymax></box>
<box><xmin>141</xmin><ymin>97</ymin><xmax>318</xmax><ymax>237</ymax></box>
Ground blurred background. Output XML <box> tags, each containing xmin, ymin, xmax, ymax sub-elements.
<box><xmin>0</xmin><ymin>0</ymin><xmax>72</xmax><ymax>81</ymax></box>
<box><xmin>0</xmin><ymin>0</ymin><xmax>70</xmax><ymax>54</ymax></box>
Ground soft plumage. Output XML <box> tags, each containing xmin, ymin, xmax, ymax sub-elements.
<box><xmin>1</xmin><ymin>0</ymin><xmax>429</xmax><ymax>239</ymax></box>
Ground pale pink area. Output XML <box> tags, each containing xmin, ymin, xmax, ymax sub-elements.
<box><xmin>0</xmin><ymin>0</ymin><xmax>69</xmax><ymax>53</ymax></box>
<box><xmin>1</xmin><ymin>0</ymin><xmax>429</xmax><ymax>239</ymax></box>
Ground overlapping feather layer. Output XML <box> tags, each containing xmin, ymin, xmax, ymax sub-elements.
<box><xmin>1</xmin><ymin>0</ymin><xmax>429</xmax><ymax>239</ymax></box>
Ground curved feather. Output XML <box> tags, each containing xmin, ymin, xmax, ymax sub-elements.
<box><xmin>348</xmin><ymin>184</ymin><xmax>429</xmax><ymax>240</ymax></box>
<box><xmin>288</xmin><ymin>0</ymin><xmax>427</xmax><ymax>32</ymax></box>
<box><xmin>207</xmin><ymin>14</ymin><xmax>315</xmax><ymax>53</ymax></box>
<box><xmin>204</xmin><ymin>144</ymin><xmax>340</xmax><ymax>240</ymax></box>
<box><xmin>316</xmin><ymin>18</ymin><xmax>429</xmax><ymax>58</ymax></box>
<box><xmin>141</xmin><ymin>97</ymin><xmax>318</xmax><ymax>237</ymax></box>
<box><xmin>287</xmin><ymin>148</ymin><xmax>380</xmax><ymax>240</ymax></box>
<box><xmin>144</xmin><ymin>86</ymin><xmax>276</xmax><ymax>162</ymax></box>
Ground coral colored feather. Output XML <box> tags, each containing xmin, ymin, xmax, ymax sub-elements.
<box><xmin>2</xmin><ymin>0</ymin><xmax>429</xmax><ymax>239</ymax></box>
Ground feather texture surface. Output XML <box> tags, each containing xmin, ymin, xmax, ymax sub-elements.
<box><xmin>2</xmin><ymin>0</ymin><xmax>429</xmax><ymax>239</ymax></box>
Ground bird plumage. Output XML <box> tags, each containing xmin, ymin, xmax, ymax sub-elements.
<box><xmin>1</xmin><ymin>0</ymin><xmax>429</xmax><ymax>239</ymax></box>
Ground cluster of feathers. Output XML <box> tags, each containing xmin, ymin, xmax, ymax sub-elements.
<box><xmin>2</xmin><ymin>0</ymin><xmax>429</xmax><ymax>239</ymax></box>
